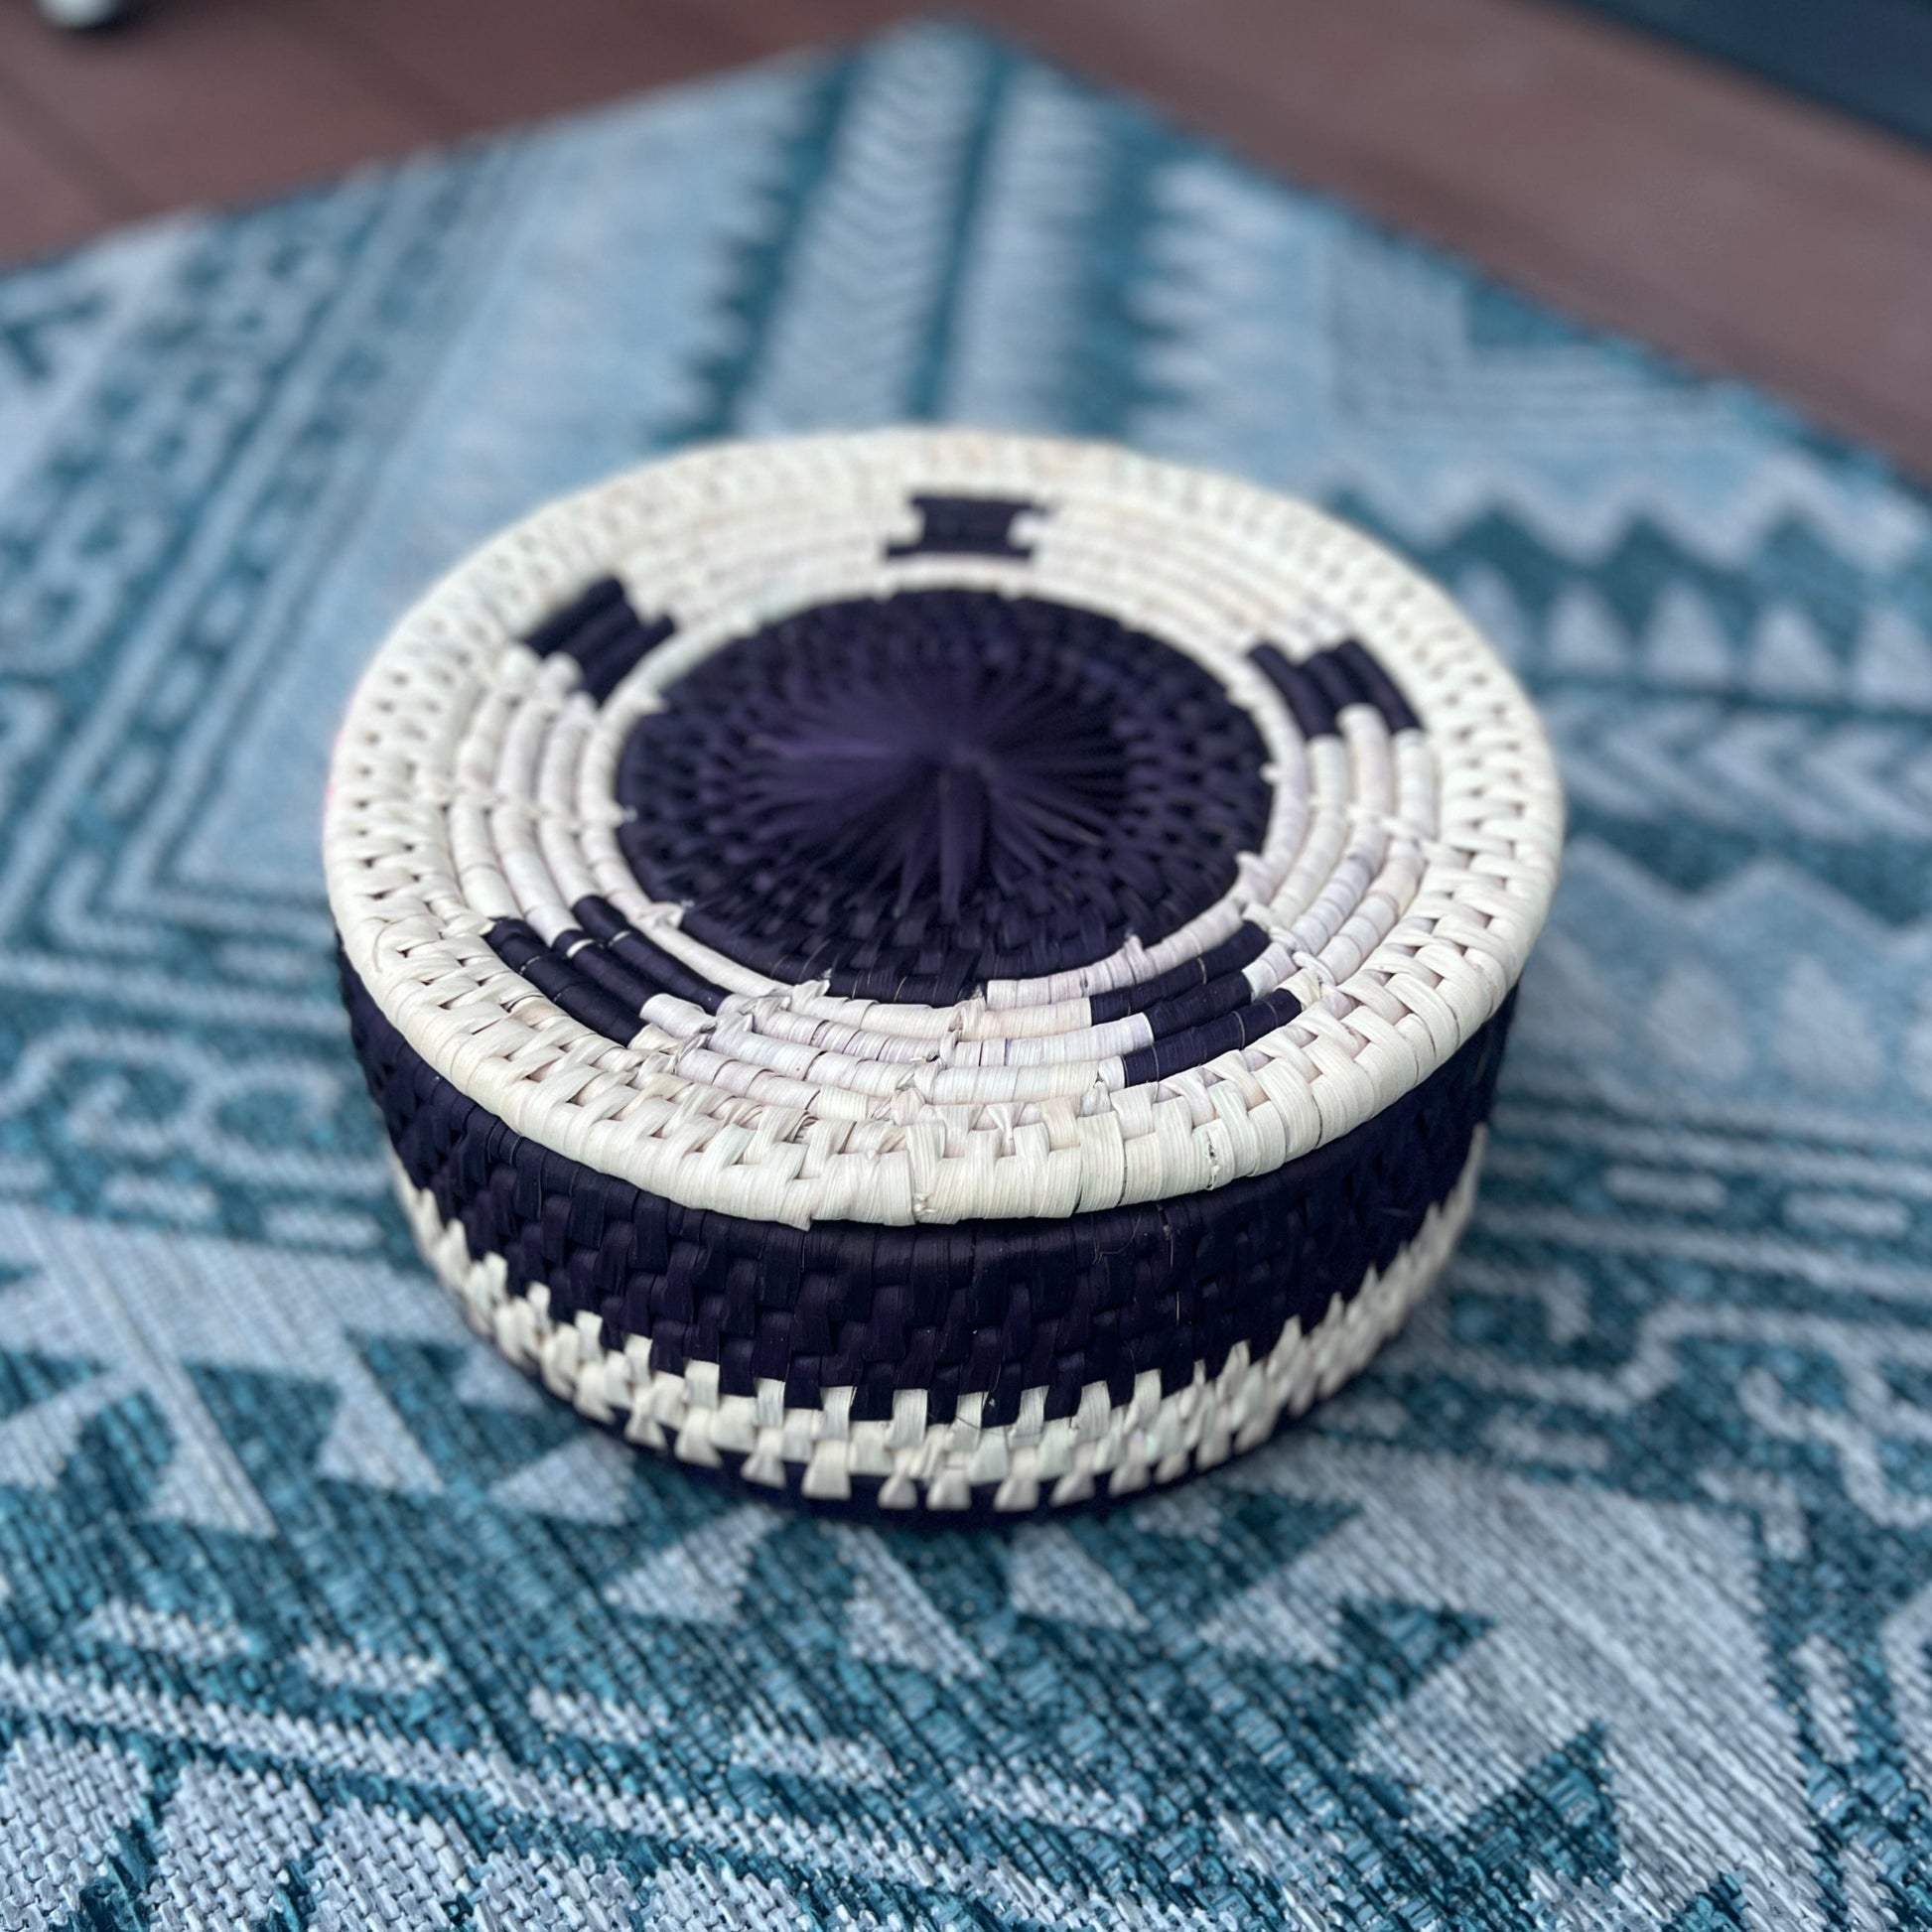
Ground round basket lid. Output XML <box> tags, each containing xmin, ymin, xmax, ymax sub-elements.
<box><xmin>326</xmin><ymin>430</ymin><xmax>1562</xmax><ymax>1229</ymax></box>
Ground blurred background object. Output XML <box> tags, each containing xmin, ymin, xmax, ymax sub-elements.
<box><xmin>38</xmin><ymin>0</ymin><xmax>129</xmax><ymax>30</ymax></box>
<box><xmin>1544</xmin><ymin>0</ymin><xmax>1932</xmax><ymax>148</ymax></box>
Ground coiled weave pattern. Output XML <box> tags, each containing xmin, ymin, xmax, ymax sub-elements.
<box><xmin>326</xmin><ymin>431</ymin><xmax>1562</xmax><ymax>1514</ymax></box>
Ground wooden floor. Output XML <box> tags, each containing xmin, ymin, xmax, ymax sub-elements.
<box><xmin>2</xmin><ymin>0</ymin><xmax>1930</xmax><ymax>483</ymax></box>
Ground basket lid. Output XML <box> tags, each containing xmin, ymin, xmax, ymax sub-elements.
<box><xmin>326</xmin><ymin>430</ymin><xmax>1562</xmax><ymax>1228</ymax></box>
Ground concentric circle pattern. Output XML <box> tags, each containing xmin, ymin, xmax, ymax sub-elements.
<box><xmin>327</xmin><ymin>431</ymin><xmax>1563</xmax><ymax>1513</ymax></box>
<box><xmin>616</xmin><ymin>589</ymin><xmax>1273</xmax><ymax>1002</ymax></box>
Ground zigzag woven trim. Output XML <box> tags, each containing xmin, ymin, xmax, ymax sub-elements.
<box><xmin>326</xmin><ymin>430</ymin><xmax>1561</xmax><ymax>1228</ymax></box>
<box><xmin>396</xmin><ymin>1131</ymin><xmax>1483</xmax><ymax>1515</ymax></box>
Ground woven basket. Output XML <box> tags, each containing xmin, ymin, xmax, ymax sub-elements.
<box><xmin>326</xmin><ymin>430</ymin><xmax>1562</xmax><ymax>1516</ymax></box>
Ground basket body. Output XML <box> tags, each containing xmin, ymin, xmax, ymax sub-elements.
<box><xmin>326</xmin><ymin>431</ymin><xmax>1561</xmax><ymax>1516</ymax></box>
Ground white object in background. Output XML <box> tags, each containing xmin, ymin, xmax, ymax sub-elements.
<box><xmin>39</xmin><ymin>0</ymin><xmax>130</xmax><ymax>29</ymax></box>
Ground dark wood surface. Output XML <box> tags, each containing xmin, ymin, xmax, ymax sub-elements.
<box><xmin>1</xmin><ymin>0</ymin><xmax>1929</xmax><ymax>483</ymax></box>
<box><xmin>1538</xmin><ymin>0</ymin><xmax>1932</xmax><ymax>150</ymax></box>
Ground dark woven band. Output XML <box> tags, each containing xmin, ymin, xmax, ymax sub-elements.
<box><xmin>343</xmin><ymin>946</ymin><xmax>1512</xmax><ymax>1434</ymax></box>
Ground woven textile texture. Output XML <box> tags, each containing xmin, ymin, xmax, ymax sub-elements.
<box><xmin>0</xmin><ymin>19</ymin><xmax>1928</xmax><ymax>1926</ymax></box>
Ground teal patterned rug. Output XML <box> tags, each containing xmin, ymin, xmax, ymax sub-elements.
<box><xmin>1</xmin><ymin>21</ymin><xmax>1928</xmax><ymax>1928</ymax></box>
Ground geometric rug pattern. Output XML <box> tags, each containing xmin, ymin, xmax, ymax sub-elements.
<box><xmin>0</xmin><ymin>22</ymin><xmax>1928</xmax><ymax>1926</ymax></box>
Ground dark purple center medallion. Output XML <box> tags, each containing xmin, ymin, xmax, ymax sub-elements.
<box><xmin>616</xmin><ymin>589</ymin><xmax>1273</xmax><ymax>1002</ymax></box>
